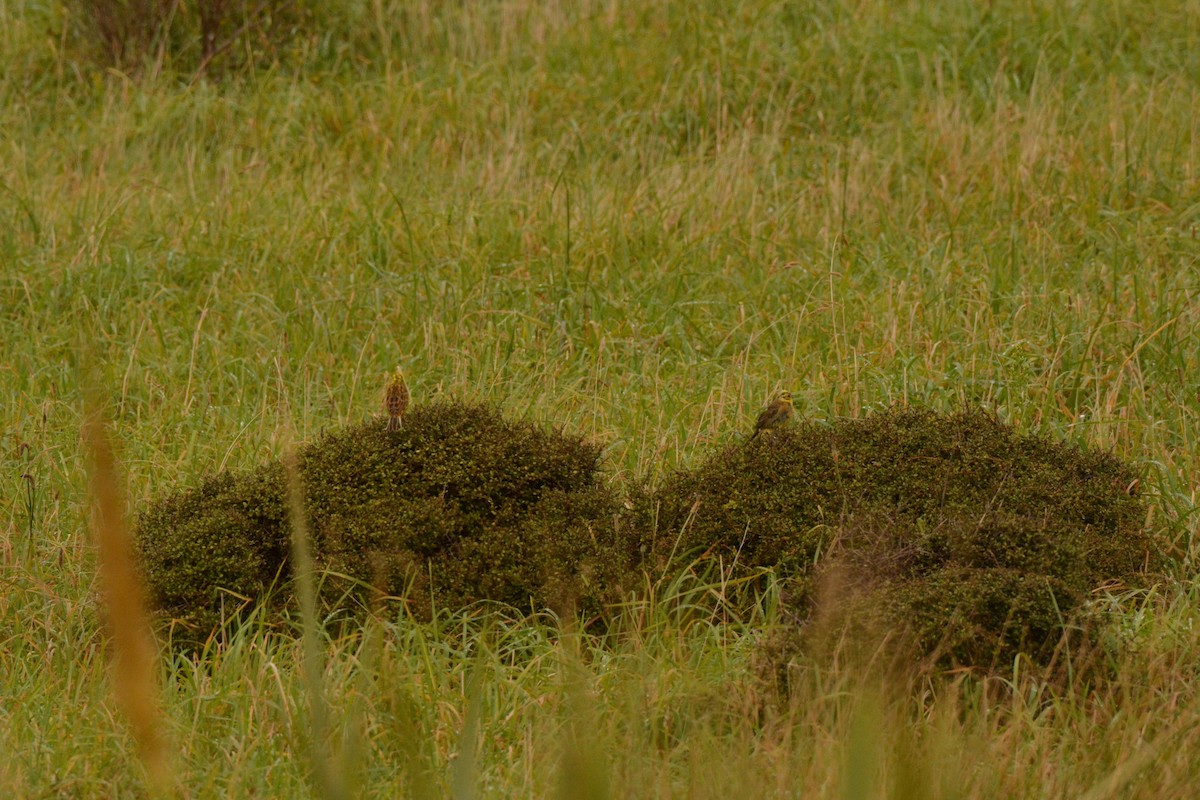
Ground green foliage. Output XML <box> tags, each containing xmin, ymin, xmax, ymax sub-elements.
<box><xmin>137</xmin><ymin>401</ymin><xmax>629</xmax><ymax>644</ymax></box>
<box><xmin>137</xmin><ymin>465</ymin><xmax>290</xmax><ymax>640</ymax></box>
<box><xmin>304</xmin><ymin>402</ymin><xmax>629</xmax><ymax>622</ymax></box>
<box><xmin>877</xmin><ymin>567</ymin><xmax>1079</xmax><ymax>670</ymax></box>
<box><xmin>64</xmin><ymin>0</ymin><xmax>327</xmax><ymax>75</ymax></box>
<box><xmin>642</xmin><ymin>408</ymin><xmax>1157</xmax><ymax>669</ymax></box>
<box><xmin>142</xmin><ymin>402</ymin><xmax>1158</xmax><ymax>670</ymax></box>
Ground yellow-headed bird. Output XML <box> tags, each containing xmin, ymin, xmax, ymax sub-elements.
<box><xmin>384</xmin><ymin>367</ymin><xmax>409</xmax><ymax>432</ymax></box>
<box><xmin>748</xmin><ymin>390</ymin><xmax>793</xmax><ymax>443</ymax></box>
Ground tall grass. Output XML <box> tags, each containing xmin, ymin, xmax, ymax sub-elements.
<box><xmin>82</xmin><ymin>395</ymin><xmax>175</xmax><ymax>795</ymax></box>
<box><xmin>2</xmin><ymin>0</ymin><xmax>1198</xmax><ymax>795</ymax></box>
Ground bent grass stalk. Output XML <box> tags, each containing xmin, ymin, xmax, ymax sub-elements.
<box><xmin>283</xmin><ymin>447</ymin><xmax>352</xmax><ymax>800</ymax></box>
<box><xmin>83</xmin><ymin>401</ymin><xmax>175</xmax><ymax>796</ymax></box>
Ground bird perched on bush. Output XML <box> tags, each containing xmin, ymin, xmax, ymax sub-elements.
<box><xmin>748</xmin><ymin>390</ymin><xmax>793</xmax><ymax>443</ymax></box>
<box><xmin>384</xmin><ymin>367</ymin><xmax>409</xmax><ymax>432</ymax></box>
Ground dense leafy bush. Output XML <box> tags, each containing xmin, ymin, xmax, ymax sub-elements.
<box><xmin>303</xmin><ymin>403</ymin><xmax>629</xmax><ymax>622</ymax></box>
<box><xmin>137</xmin><ymin>402</ymin><xmax>630</xmax><ymax>645</ymax></box>
<box><xmin>640</xmin><ymin>408</ymin><xmax>1155</xmax><ymax>670</ymax></box>
<box><xmin>140</xmin><ymin>403</ymin><xmax>1158</xmax><ymax>670</ymax></box>
<box><xmin>137</xmin><ymin>463</ymin><xmax>290</xmax><ymax>641</ymax></box>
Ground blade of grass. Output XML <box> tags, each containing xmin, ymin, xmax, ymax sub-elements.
<box><xmin>83</xmin><ymin>395</ymin><xmax>175</xmax><ymax>796</ymax></box>
<box><xmin>283</xmin><ymin>446</ymin><xmax>350</xmax><ymax>800</ymax></box>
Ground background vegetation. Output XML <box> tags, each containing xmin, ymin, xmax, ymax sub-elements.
<box><xmin>2</xmin><ymin>0</ymin><xmax>1198</xmax><ymax>796</ymax></box>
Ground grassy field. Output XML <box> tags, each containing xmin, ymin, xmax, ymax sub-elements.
<box><xmin>2</xmin><ymin>0</ymin><xmax>1199</xmax><ymax>796</ymax></box>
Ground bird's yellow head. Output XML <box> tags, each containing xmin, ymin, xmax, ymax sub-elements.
<box><xmin>777</xmin><ymin>390</ymin><xmax>793</xmax><ymax>405</ymax></box>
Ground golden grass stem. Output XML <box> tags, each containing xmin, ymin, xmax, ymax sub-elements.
<box><xmin>283</xmin><ymin>447</ymin><xmax>352</xmax><ymax>800</ymax></box>
<box><xmin>83</xmin><ymin>403</ymin><xmax>175</xmax><ymax>796</ymax></box>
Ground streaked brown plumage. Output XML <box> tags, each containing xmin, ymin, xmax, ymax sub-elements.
<box><xmin>384</xmin><ymin>367</ymin><xmax>409</xmax><ymax>432</ymax></box>
<box><xmin>748</xmin><ymin>390</ymin><xmax>793</xmax><ymax>443</ymax></box>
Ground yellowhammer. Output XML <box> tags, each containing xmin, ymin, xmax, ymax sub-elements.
<box><xmin>748</xmin><ymin>390</ymin><xmax>793</xmax><ymax>442</ymax></box>
<box><xmin>384</xmin><ymin>367</ymin><xmax>409</xmax><ymax>432</ymax></box>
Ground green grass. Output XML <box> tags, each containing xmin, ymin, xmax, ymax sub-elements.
<box><xmin>2</xmin><ymin>0</ymin><xmax>1199</xmax><ymax>795</ymax></box>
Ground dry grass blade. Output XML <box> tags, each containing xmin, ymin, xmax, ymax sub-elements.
<box><xmin>82</xmin><ymin>403</ymin><xmax>175</xmax><ymax>796</ymax></box>
<box><xmin>554</xmin><ymin>630</ymin><xmax>611</xmax><ymax>800</ymax></box>
<box><xmin>1076</xmin><ymin>730</ymin><xmax>1172</xmax><ymax>800</ymax></box>
<box><xmin>283</xmin><ymin>448</ymin><xmax>352</xmax><ymax>800</ymax></box>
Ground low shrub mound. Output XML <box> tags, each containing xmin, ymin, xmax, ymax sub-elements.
<box><xmin>640</xmin><ymin>408</ymin><xmax>1157</xmax><ymax>670</ymax></box>
<box><xmin>137</xmin><ymin>464</ymin><xmax>290</xmax><ymax>641</ymax></box>
<box><xmin>141</xmin><ymin>402</ymin><xmax>1159</xmax><ymax>671</ymax></box>
<box><xmin>137</xmin><ymin>402</ymin><xmax>630</xmax><ymax>644</ymax></box>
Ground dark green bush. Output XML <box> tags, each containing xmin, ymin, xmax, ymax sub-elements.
<box><xmin>137</xmin><ymin>401</ymin><xmax>630</xmax><ymax>644</ymax></box>
<box><xmin>303</xmin><ymin>403</ymin><xmax>629</xmax><ymax>622</ymax></box>
<box><xmin>639</xmin><ymin>408</ymin><xmax>1157</xmax><ymax>671</ymax></box>
<box><xmin>137</xmin><ymin>464</ymin><xmax>290</xmax><ymax>640</ymax></box>
<box><xmin>141</xmin><ymin>402</ymin><xmax>1159</xmax><ymax>671</ymax></box>
<box><xmin>65</xmin><ymin>0</ymin><xmax>325</xmax><ymax>75</ymax></box>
